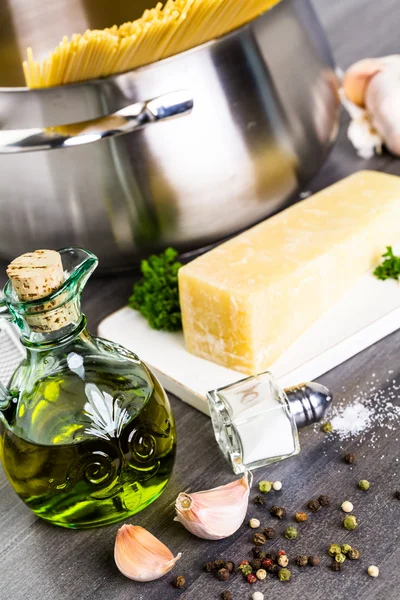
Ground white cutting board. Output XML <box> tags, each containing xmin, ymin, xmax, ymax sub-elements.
<box><xmin>98</xmin><ymin>269</ymin><xmax>400</xmax><ymax>416</ymax></box>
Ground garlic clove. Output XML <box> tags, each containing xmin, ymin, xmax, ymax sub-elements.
<box><xmin>342</xmin><ymin>58</ymin><xmax>383</xmax><ymax>106</ymax></box>
<box><xmin>174</xmin><ymin>471</ymin><xmax>251</xmax><ymax>540</ymax></box>
<box><xmin>114</xmin><ymin>524</ymin><xmax>182</xmax><ymax>582</ymax></box>
<box><xmin>366</xmin><ymin>67</ymin><xmax>400</xmax><ymax>157</ymax></box>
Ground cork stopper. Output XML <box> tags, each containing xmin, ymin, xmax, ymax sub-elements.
<box><xmin>7</xmin><ymin>249</ymin><xmax>74</xmax><ymax>332</ymax></box>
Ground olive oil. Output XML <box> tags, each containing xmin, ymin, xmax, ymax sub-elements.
<box><xmin>0</xmin><ymin>360</ymin><xmax>176</xmax><ymax>528</ymax></box>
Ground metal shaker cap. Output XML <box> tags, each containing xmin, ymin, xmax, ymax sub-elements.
<box><xmin>284</xmin><ymin>382</ymin><xmax>333</xmax><ymax>429</ymax></box>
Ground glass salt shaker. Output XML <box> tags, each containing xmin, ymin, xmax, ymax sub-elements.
<box><xmin>207</xmin><ymin>371</ymin><xmax>332</xmax><ymax>474</ymax></box>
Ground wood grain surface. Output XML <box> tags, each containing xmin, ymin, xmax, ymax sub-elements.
<box><xmin>1</xmin><ymin>1</ymin><xmax>400</xmax><ymax>599</ymax></box>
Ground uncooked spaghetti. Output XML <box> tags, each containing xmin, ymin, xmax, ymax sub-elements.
<box><xmin>23</xmin><ymin>0</ymin><xmax>280</xmax><ymax>88</ymax></box>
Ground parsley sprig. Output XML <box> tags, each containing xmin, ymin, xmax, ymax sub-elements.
<box><xmin>373</xmin><ymin>246</ymin><xmax>400</xmax><ymax>281</ymax></box>
<box><xmin>129</xmin><ymin>248</ymin><xmax>182</xmax><ymax>331</ymax></box>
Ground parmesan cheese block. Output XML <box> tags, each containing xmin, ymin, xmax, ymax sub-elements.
<box><xmin>179</xmin><ymin>171</ymin><xmax>400</xmax><ymax>374</ymax></box>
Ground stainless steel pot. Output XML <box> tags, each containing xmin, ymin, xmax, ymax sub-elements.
<box><xmin>0</xmin><ymin>0</ymin><xmax>339</xmax><ymax>270</ymax></box>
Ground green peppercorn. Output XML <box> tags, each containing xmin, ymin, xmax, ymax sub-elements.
<box><xmin>320</xmin><ymin>421</ymin><xmax>333</xmax><ymax>433</ymax></box>
<box><xmin>328</xmin><ymin>544</ymin><xmax>341</xmax><ymax>557</ymax></box>
<box><xmin>284</xmin><ymin>526</ymin><xmax>298</xmax><ymax>540</ymax></box>
<box><xmin>341</xmin><ymin>544</ymin><xmax>352</xmax><ymax>555</ymax></box>
<box><xmin>239</xmin><ymin>564</ymin><xmax>252</xmax><ymax>577</ymax></box>
<box><xmin>359</xmin><ymin>479</ymin><xmax>370</xmax><ymax>491</ymax></box>
<box><xmin>348</xmin><ymin>548</ymin><xmax>361</xmax><ymax>560</ymax></box>
<box><xmin>335</xmin><ymin>553</ymin><xmax>346</xmax><ymax>564</ymax></box>
<box><xmin>258</xmin><ymin>480</ymin><xmax>272</xmax><ymax>493</ymax></box>
<box><xmin>278</xmin><ymin>568</ymin><xmax>291</xmax><ymax>582</ymax></box>
<box><xmin>343</xmin><ymin>515</ymin><xmax>358</xmax><ymax>531</ymax></box>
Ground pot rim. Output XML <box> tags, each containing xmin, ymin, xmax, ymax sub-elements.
<box><xmin>0</xmin><ymin>1</ymin><xmax>282</xmax><ymax>94</ymax></box>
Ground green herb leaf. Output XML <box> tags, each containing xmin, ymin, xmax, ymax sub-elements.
<box><xmin>373</xmin><ymin>246</ymin><xmax>400</xmax><ymax>281</ymax></box>
<box><xmin>129</xmin><ymin>248</ymin><xmax>182</xmax><ymax>331</ymax></box>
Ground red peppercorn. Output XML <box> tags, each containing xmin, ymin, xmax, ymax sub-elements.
<box><xmin>277</xmin><ymin>550</ymin><xmax>287</xmax><ymax>556</ymax></box>
<box><xmin>262</xmin><ymin>558</ymin><xmax>273</xmax><ymax>568</ymax></box>
<box><xmin>240</xmin><ymin>560</ymin><xmax>250</xmax><ymax>566</ymax></box>
<box><xmin>247</xmin><ymin>574</ymin><xmax>257</xmax><ymax>584</ymax></box>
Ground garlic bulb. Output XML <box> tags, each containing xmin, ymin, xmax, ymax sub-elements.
<box><xmin>114</xmin><ymin>525</ymin><xmax>181</xmax><ymax>582</ymax></box>
<box><xmin>366</xmin><ymin>67</ymin><xmax>400</xmax><ymax>156</ymax></box>
<box><xmin>174</xmin><ymin>471</ymin><xmax>251</xmax><ymax>540</ymax></box>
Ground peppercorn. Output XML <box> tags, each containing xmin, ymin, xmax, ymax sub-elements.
<box><xmin>348</xmin><ymin>548</ymin><xmax>361</xmax><ymax>560</ymax></box>
<box><xmin>253</xmin><ymin>532</ymin><xmax>267</xmax><ymax>546</ymax></box>
<box><xmin>262</xmin><ymin>558</ymin><xmax>273</xmax><ymax>569</ymax></box>
<box><xmin>335</xmin><ymin>553</ymin><xmax>346</xmax><ymax>564</ymax></box>
<box><xmin>277</xmin><ymin>551</ymin><xmax>287</xmax><ymax>558</ymax></box>
<box><xmin>273</xmin><ymin>481</ymin><xmax>283</xmax><ymax>491</ymax></box>
<box><xmin>239</xmin><ymin>560</ymin><xmax>250</xmax><ymax>567</ymax></box>
<box><xmin>359</xmin><ymin>479</ymin><xmax>370</xmax><ymax>491</ymax></box>
<box><xmin>341</xmin><ymin>501</ymin><xmax>354</xmax><ymax>513</ymax></box>
<box><xmin>173</xmin><ymin>575</ymin><xmax>185</xmax><ymax>589</ymax></box>
<box><xmin>278</xmin><ymin>568</ymin><xmax>291</xmax><ymax>582</ymax></box>
<box><xmin>295</xmin><ymin>511</ymin><xmax>307</xmax><ymax>522</ymax></box>
<box><xmin>249</xmin><ymin>518</ymin><xmax>261</xmax><ymax>529</ymax></box>
<box><xmin>254</xmin><ymin>495</ymin><xmax>266</xmax><ymax>506</ymax></box>
<box><xmin>343</xmin><ymin>515</ymin><xmax>358</xmax><ymax>531</ymax></box>
<box><xmin>341</xmin><ymin>544</ymin><xmax>352</xmax><ymax>555</ymax></box>
<box><xmin>307</xmin><ymin>499</ymin><xmax>321</xmax><ymax>513</ymax></box>
<box><xmin>239</xmin><ymin>564</ymin><xmax>253</xmax><ymax>577</ymax></box>
<box><xmin>258</xmin><ymin>480</ymin><xmax>272</xmax><ymax>493</ymax></box>
<box><xmin>344</xmin><ymin>453</ymin><xmax>356</xmax><ymax>464</ymax></box>
<box><xmin>217</xmin><ymin>568</ymin><xmax>230</xmax><ymax>582</ymax></box>
<box><xmin>225</xmin><ymin>561</ymin><xmax>235</xmax><ymax>574</ymax></box>
<box><xmin>214</xmin><ymin>560</ymin><xmax>227</xmax><ymax>570</ymax></box>
<box><xmin>252</xmin><ymin>547</ymin><xmax>262</xmax><ymax>558</ymax></box>
<box><xmin>308</xmin><ymin>556</ymin><xmax>320</xmax><ymax>567</ymax></box>
<box><xmin>296</xmin><ymin>555</ymin><xmax>308</xmax><ymax>567</ymax></box>
<box><xmin>394</xmin><ymin>490</ymin><xmax>400</xmax><ymax>500</ymax></box>
<box><xmin>320</xmin><ymin>421</ymin><xmax>333</xmax><ymax>433</ymax></box>
<box><xmin>263</xmin><ymin>527</ymin><xmax>276</xmax><ymax>539</ymax></box>
<box><xmin>284</xmin><ymin>526</ymin><xmax>298</xmax><ymax>540</ymax></box>
<box><xmin>367</xmin><ymin>565</ymin><xmax>379</xmax><ymax>578</ymax></box>
<box><xmin>221</xmin><ymin>592</ymin><xmax>232</xmax><ymax>600</ymax></box>
<box><xmin>204</xmin><ymin>561</ymin><xmax>215</xmax><ymax>572</ymax></box>
<box><xmin>256</xmin><ymin>569</ymin><xmax>267</xmax><ymax>581</ymax></box>
<box><xmin>250</xmin><ymin>559</ymin><xmax>262</xmax><ymax>571</ymax></box>
<box><xmin>269</xmin><ymin>564</ymin><xmax>280</xmax><ymax>575</ymax></box>
<box><xmin>277</xmin><ymin>555</ymin><xmax>289</xmax><ymax>567</ymax></box>
<box><xmin>270</xmin><ymin>506</ymin><xmax>286</xmax><ymax>519</ymax></box>
<box><xmin>265</xmin><ymin>553</ymin><xmax>277</xmax><ymax>561</ymax></box>
<box><xmin>328</xmin><ymin>544</ymin><xmax>342</xmax><ymax>557</ymax></box>
<box><xmin>318</xmin><ymin>494</ymin><xmax>330</xmax><ymax>507</ymax></box>
<box><xmin>247</xmin><ymin>574</ymin><xmax>257</xmax><ymax>584</ymax></box>
<box><xmin>330</xmin><ymin>561</ymin><xmax>341</xmax><ymax>572</ymax></box>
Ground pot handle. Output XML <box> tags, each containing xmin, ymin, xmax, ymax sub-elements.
<box><xmin>0</xmin><ymin>90</ymin><xmax>193</xmax><ymax>154</ymax></box>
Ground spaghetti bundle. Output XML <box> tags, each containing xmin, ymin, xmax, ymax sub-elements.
<box><xmin>23</xmin><ymin>0</ymin><xmax>280</xmax><ymax>89</ymax></box>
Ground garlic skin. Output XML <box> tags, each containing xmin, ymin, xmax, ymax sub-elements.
<box><xmin>114</xmin><ymin>525</ymin><xmax>182</xmax><ymax>582</ymax></box>
<box><xmin>174</xmin><ymin>471</ymin><xmax>251</xmax><ymax>540</ymax></box>
<box><xmin>366</xmin><ymin>68</ymin><xmax>400</xmax><ymax>156</ymax></box>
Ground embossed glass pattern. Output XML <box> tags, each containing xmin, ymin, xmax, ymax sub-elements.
<box><xmin>0</xmin><ymin>248</ymin><xmax>176</xmax><ymax>528</ymax></box>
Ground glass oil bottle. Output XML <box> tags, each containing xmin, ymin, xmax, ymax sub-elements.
<box><xmin>0</xmin><ymin>247</ymin><xmax>176</xmax><ymax>528</ymax></box>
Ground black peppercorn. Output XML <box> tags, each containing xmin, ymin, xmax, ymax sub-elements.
<box><xmin>221</xmin><ymin>591</ymin><xmax>233</xmax><ymax>600</ymax></box>
<box><xmin>203</xmin><ymin>561</ymin><xmax>215</xmax><ymax>572</ymax></box>
<box><xmin>173</xmin><ymin>575</ymin><xmax>186</xmax><ymax>588</ymax></box>
<box><xmin>296</xmin><ymin>555</ymin><xmax>309</xmax><ymax>567</ymax></box>
<box><xmin>263</xmin><ymin>527</ymin><xmax>276</xmax><ymax>539</ymax></box>
<box><xmin>252</xmin><ymin>547</ymin><xmax>262</xmax><ymax>558</ymax></box>
<box><xmin>318</xmin><ymin>495</ymin><xmax>330</xmax><ymax>507</ymax></box>
<box><xmin>214</xmin><ymin>560</ymin><xmax>227</xmax><ymax>570</ymax></box>
<box><xmin>270</xmin><ymin>506</ymin><xmax>286</xmax><ymax>519</ymax></box>
<box><xmin>250</xmin><ymin>559</ymin><xmax>262</xmax><ymax>570</ymax></box>
<box><xmin>394</xmin><ymin>490</ymin><xmax>400</xmax><ymax>500</ymax></box>
<box><xmin>308</xmin><ymin>556</ymin><xmax>320</xmax><ymax>567</ymax></box>
<box><xmin>225</xmin><ymin>561</ymin><xmax>235</xmax><ymax>574</ymax></box>
<box><xmin>330</xmin><ymin>561</ymin><xmax>341</xmax><ymax>572</ymax></box>
<box><xmin>254</xmin><ymin>495</ymin><xmax>266</xmax><ymax>506</ymax></box>
<box><xmin>344</xmin><ymin>453</ymin><xmax>356</xmax><ymax>464</ymax></box>
<box><xmin>307</xmin><ymin>499</ymin><xmax>321</xmax><ymax>513</ymax></box>
<box><xmin>269</xmin><ymin>564</ymin><xmax>280</xmax><ymax>574</ymax></box>
<box><xmin>348</xmin><ymin>548</ymin><xmax>361</xmax><ymax>560</ymax></box>
<box><xmin>253</xmin><ymin>532</ymin><xmax>267</xmax><ymax>546</ymax></box>
<box><xmin>216</xmin><ymin>568</ymin><xmax>230</xmax><ymax>582</ymax></box>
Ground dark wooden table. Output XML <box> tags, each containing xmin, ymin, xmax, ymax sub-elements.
<box><xmin>1</xmin><ymin>1</ymin><xmax>400</xmax><ymax>598</ymax></box>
